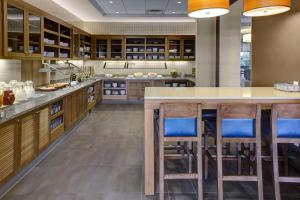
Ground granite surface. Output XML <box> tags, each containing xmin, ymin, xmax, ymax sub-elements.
<box><xmin>145</xmin><ymin>87</ymin><xmax>300</xmax><ymax>100</ymax></box>
<box><xmin>0</xmin><ymin>79</ymin><xmax>100</xmax><ymax>125</ymax></box>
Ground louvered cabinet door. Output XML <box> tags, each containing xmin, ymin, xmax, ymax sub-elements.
<box><xmin>0</xmin><ymin>121</ymin><xmax>17</xmax><ymax>186</ymax></box>
<box><xmin>38</xmin><ymin>108</ymin><xmax>49</xmax><ymax>152</ymax></box>
<box><xmin>20</xmin><ymin>114</ymin><xmax>36</xmax><ymax>168</ymax></box>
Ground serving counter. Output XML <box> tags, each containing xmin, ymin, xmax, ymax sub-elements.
<box><xmin>143</xmin><ymin>87</ymin><xmax>300</xmax><ymax>195</ymax></box>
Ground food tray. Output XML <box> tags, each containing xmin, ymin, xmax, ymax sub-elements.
<box><xmin>274</xmin><ymin>83</ymin><xmax>300</xmax><ymax>92</ymax></box>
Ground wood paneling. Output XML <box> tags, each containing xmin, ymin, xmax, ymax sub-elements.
<box><xmin>20</xmin><ymin>113</ymin><xmax>36</xmax><ymax>168</ymax></box>
<box><xmin>0</xmin><ymin>0</ymin><xmax>3</xmax><ymax>57</ymax></box>
<box><xmin>38</xmin><ymin>108</ymin><xmax>49</xmax><ymax>152</ymax></box>
<box><xmin>21</xmin><ymin>60</ymin><xmax>49</xmax><ymax>86</ymax></box>
<box><xmin>252</xmin><ymin>0</ymin><xmax>300</xmax><ymax>86</ymax></box>
<box><xmin>0</xmin><ymin>121</ymin><xmax>17</xmax><ymax>186</ymax></box>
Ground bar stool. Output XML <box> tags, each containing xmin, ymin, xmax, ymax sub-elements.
<box><xmin>159</xmin><ymin>103</ymin><xmax>203</xmax><ymax>200</ymax></box>
<box><xmin>271</xmin><ymin>104</ymin><xmax>300</xmax><ymax>200</ymax></box>
<box><xmin>216</xmin><ymin>104</ymin><xmax>264</xmax><ymax>200</ymax></box>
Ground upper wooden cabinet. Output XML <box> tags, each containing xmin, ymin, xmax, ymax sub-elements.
<box><xmin>92</xmin><ymin>35</ymin><xmax>195</xmax><ymax>61</ymax></box>
<box><xmin>93</xmin><ymin>36</ymin><xmax>124</xmax><ymax>60</ymax></box>
<box><xmin>3</xmin><ymin>0</ymin><xmax>43</xmax><ymax>59</ymax></box>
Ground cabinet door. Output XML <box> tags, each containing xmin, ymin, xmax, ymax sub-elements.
<box><xmin>4</xmin><ymin>1</ymin><xmax>25</xmax><ymax>57</ymax></box>
<box><xmin>27</xmin><ymin>12</ymin><xmax>42</xmax><ymax>57</ymax></box>
<box><xmin>73</xmin><ymin>29</ymin><xmax>79</xmax><ymax>59</ymax></box>
<box><xmin>95</xmin><ymin>82</ymin><xmax>102</xmax><ymax>103</ymax></box>
<box><xmin>0</xmin><ymin>121</ymin><xmax>17</xmax><ymax>186</ymax></box>
<box><xmin>110</xmin><ymin>37</ymin><xmax>124</xmax><ymax>60</ymax></box>
<box><xmin>152</xmin><ymin>80</ymin><xmax>165</xmax><ymax>87</ymax></box>
<box><xmin>64</xmin><ymin>94</ymin><xmax>73</xmax><ymax>130</ymax></box>
<box><xmin>127</xmin><ymin>81</ymin><xmax>139</xmax><ymax>100</ymax></box>
<box><xmin>20</xmin><ymin>113</ymin><xmax>36</xmax><ymax>168</ymax></box>
<box><xmin>95</xmin><ymin>38</ymin><xmax>109</xmax><ymax>60</ymax></box>
<box><xmin>37</xmin><ymin>108</ymin><xmax>49</xmax><ymax>152</ymax></box>
<box><xmin>140</xmin><ymin>81</ymin><xmax>151</xmax><ymax>100</ymax></box>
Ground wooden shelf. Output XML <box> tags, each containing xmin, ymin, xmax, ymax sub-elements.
<box><xmin>103</xmin><ymin>95</ymin><xmax>127</xmax><ymax>100</ymax></box>
<box><xmin>44</xmin><ymin>44</ymin><xmax>59</xmax><ymax>48</ymax></box>
<box><xmin>50</xmin><ymin>110</ymin><xmax>64</xmax><ymax>120</ymax></box>
<box><xmin>60</xmin><ymin>46</ymin><xmax>70</xmax><ymax>50</ymax></box>
<box><xmin>60</xmin><ymin>34</ymin><xmax>71</xmax><ymax>39</ymax></box>
<box><xmin>44</xmin><ymin>28</ymin><xmax>59</xmax><ymax>36</ymax></box>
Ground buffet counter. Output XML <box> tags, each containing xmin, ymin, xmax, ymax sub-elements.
<box><xmin>143</xmin><ymin>87</ymin><xmax>300</xmax><ymax>195</ymax></box>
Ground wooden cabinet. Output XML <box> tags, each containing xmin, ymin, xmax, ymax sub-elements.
<box><xmin>3</xmin><ymin>0</ymin><xmax>43</xmax><ymax>59</ymax></box>
<box><xmin>37</xmin><ymin>108</ymin><xmax>49</xmax><ymax>152</ymax></box>
<box><xmin>19</xmin><ymin>113</ymin><xmax>36</xmax><ymax>168</ymax></box>
<box><xmin>0</xmin><ymin>120</ymin><xmax>17</xmax><ymax>186</ymax></box>
<box><xmin>0</xmin><ymin>0</ymin><xmax>3</xmax><ymax>57</ymax></box>
<box><xmin>127</xmin><ymin>81</ymin><xmax>151</xmax><ymax>100</ymax></box>
<box><xmin>93</xmin><ymin>36</ymin><xmax>124</xmax><ymax>60</ymax></box>
<box><xmin>94</xmin><ymin>81</ymin><xmax>102</xmax><ymax>103</ymax></box>
<box><xmin>64</xmin><ymin>89</ymin><xmax>87</xmax><ymax>130</ymax></box>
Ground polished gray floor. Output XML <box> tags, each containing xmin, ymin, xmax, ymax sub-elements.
<box><xmin>2</xmin><ymin>104</ymin><xmax>300</xmax><ymax>200</ymax></box>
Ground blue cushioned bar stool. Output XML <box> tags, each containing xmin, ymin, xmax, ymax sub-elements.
<box><xmin>271</xmin><ymin>104</ymin><xmax>300</xmax><ymax>200</ymax></box>
<box><xmin>216</xmin><ymin>104</ymin><xmax>264</xmax><ymax>200</ymax></box>
<box><xmin>159</xmin><ymin>103</ymin><xmax>203</xmax><ymax>200</ymax></box>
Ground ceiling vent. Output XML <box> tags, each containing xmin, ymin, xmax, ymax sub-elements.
<box><xmin>146</xmin><ymin>9</ymin><xmax>164</xmax><ymax>15</ymax></box>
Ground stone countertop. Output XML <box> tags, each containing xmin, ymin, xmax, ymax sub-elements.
<box><xmin>97</xmin><ymin>75</ymin><xmax>195</xmax><ymax>82</ymax></box>
<box><xmin>144</xmin><ymin>87</ymin><xmax>300</xmax><ymax>100</ymax></box>
<box><xmin>0</xmin><ymin>79</ymin><xmax>100</xmax><ymax>125</ymax></box>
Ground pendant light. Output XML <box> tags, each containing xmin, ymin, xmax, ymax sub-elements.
<box><xmin>244</xmin><ymin>0</ymin><xmax>291</xmax><ymax>17</ymax></box>
<box><xmin>188</xmin><ymin>0</ymin><xmax>230</xmax><ymax>18</ymax></box>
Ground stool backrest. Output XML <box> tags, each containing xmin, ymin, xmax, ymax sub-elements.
<box><xmin>272</xmin><ymin>104</ymin><xmax>300</xmax><ymax>138</ymax></box>
<box><xmin>218</xmin><ymin>104</ymin><xmax>261</xmax><ymax>138</ymax></box>
<box><xmin>160</xmin><ymin>103</ymin><xmax>202</xmax><ymax>137</ymax></box>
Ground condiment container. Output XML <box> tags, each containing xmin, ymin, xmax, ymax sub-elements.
<box><xmin>3</xmin><ymin>84</ymin><xmax>15</xmax><ymax>105</ymax></box>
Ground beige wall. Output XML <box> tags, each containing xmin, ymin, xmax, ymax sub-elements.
<box><xmin>0</xmin><ymin>60</ymin><xmax>21</xmax><ymax>82</ymax></box>
<box><xmin>252</xmin><ymin>0</ymin><xmax>300</xmax><ymax>86</ymax></box>
<box><xmin>84</xmin><ymin>22</ymin><xmax>196</xmax><ymax>35</ymax></box>
<box><xmin>195</xmin><ymin>18</ymin><xmax>216</xmax><ymax>87</ymax></box>
<box><xmin>219</xmin><ymin>0</ymin><xmax>242</xmax><ymax>87</ymax></box>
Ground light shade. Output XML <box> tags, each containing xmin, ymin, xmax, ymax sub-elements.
<box><xmin>243</xmin><ymin>0</ymin><xmax>291</xmax><ymax>17</ymax></box>
<box><xmin>188</xmin><ymin>0</ymin><xmax>230</xmax><ymax>18</ymax></box>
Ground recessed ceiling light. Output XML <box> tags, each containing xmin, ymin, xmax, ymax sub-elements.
<box><xmin>172</xmin><ymin>11</ymin><xmax>176</xmax><ymax>14</ymax></box>
<box><xmin>109</xmin><ymin>1</ymin><xmax>113</xmax><ymax>4</ymax></box>
<box><xmin>177</xmin><ymin>1</ymin><xmax>182</xmax><ymax>4</ymax></box>
<box><xmin>115</xmin><ymin>11</ymin><xmax>119</xmax><ymax>14</ymax></box>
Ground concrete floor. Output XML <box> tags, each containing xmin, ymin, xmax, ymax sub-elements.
<box><xmin>2</xmin><ymin>104</ymin><xmax>300</xmax><ymax>200</ymax></box>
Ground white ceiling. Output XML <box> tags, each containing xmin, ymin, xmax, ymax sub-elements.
<box><xmin>23</xmin><ymin>0</ymin><xmax>194</xmax><ymax>22</ymax></box>
<box><xmin>91</xmin><ymin>0</ymin><xmax>188</xmax><ymax>16</ymax></box>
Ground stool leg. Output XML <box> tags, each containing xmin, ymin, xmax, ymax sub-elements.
<box><xmin>159</xmin><ymin>119</ymin><xmax>165</xmax><ymax>200</ymax></box>
<box><xmin>204</xmin><ymin>132</ymin><xmax>209</xmax><ymax>180</ymax></box>
<box><xmin>217</xmin><ymin>138</ymin><xmax>224</xmax><ymax>200</ymax></box>
<box><xmin>272</xmin><ymin>140</ymin><xmax>281</xmax><ymax>200</ymax></box>
<box><xmin>197</xmin><ymin>139</ymin><xmax>203</xmax><ymax>200</ymax></box>
<box><xmin>237</xmin><ymin>143</ymin><xmax>242</xmax><ymax>175</ymax></box>
<box><xmin>188</xmin><ymin>141</ymin><xmax>193</xmax><ymax>173</ymax></box>
<box><xmin>256</xmin><ymin>142</ymin><xmax>264</xmax><ymax>200</ymax></box>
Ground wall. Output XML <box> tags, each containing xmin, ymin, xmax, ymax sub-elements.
<box><xmin>84</xmin><ymin>22</ymin><xmax>196</xmax><ymax>35</ymax></box>
<box><xmin>219</xmin><ymin>0</ymin><xmax>242</xmax><ymax>87</ymax></box>
<box><xmin>84</xmin><ymin>60</ymin><xmax>195</xmax><ymax>76</ymax></box>
<box><xmin>0</xmin><ymin>60</ymin><xmax>21</xmax><ymax>82</ymax></box>
<box><xmin>195</xmin><ymin>18</ymin><xmax>216</xmax><ymax>87</ymax></box>
<box><xmin>252</xmin><ymin>0</ymin><xmax>300</xmax><ymax>86</ymax></box>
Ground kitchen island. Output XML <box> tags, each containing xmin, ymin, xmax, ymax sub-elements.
<box><xmin>143</xmin><ymin>87</ymin><xmax>300</xmax><ymax>195</ymax></box>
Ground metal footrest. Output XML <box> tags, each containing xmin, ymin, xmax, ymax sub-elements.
<box><xmin>164</xmin><ymin>173</ymin><xmax>198</xmax><ymax>180</ymax></box>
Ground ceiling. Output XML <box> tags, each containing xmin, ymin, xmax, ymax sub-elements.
<box><xmin>90</xmin><ymin>0</ymin><xmax>188</xmax><ymax>16</ymax></box>
<box><xmin>23</xmin><ymin>0</ymin><xmax>240</xmax><ymax>23</ymax></box>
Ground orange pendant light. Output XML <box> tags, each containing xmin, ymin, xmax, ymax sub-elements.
<box><xmin>244</xmin><ymin>0</ymin><xmax>291</xmax><ymax>17</ymax></box>
<box><xmin>188</xmin><ymin>0</ymin><xmax>230</xmax><ymax>18</ymax></box>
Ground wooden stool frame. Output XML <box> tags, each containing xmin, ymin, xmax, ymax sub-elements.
<box><xmin>216</xmin><ymin>104</ymin><xmax>264</xmax><ymax>200</ymax></box>
<box><xmin>159</xmin><ymin>103</ymin><xmax>203</xmax><ymax>200</ymax></box>
<box><xmin>271</xmin><ymin>104</ymin><xmax>300</xmax><ymax>200</ymax></box>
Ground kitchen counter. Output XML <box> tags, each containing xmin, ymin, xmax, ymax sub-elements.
<box><xmin>143</xmin><ymin>87</ymin><xmax>300</xmax><ymax>196</ymax></box>
<box><xmin>144</xmin><ymin>87</ymin><xmax>300</xmax><ymax>100</ymax></box>
<box><xmin>0</xmin><ymin>79</ymin><xmax>101</xmax><ymax>125</ymax></box>
<box><xmin>97</xmin><ymin>75</ymin><xmax>195</xmax><ymax>83</ymax></box>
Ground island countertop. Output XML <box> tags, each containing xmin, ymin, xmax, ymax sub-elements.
<box><xmin>143</xmin><ymin>86</ymin><xmax>300</xmax><ymax>196</ymax></box>
<box><xmin>145</xmin><ymin>87</ymin><xmax>300</xmax><ymax>100</ymax></box>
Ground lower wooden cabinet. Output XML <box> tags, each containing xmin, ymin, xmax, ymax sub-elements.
<box><xmin>0</xmin><ymin>121</ymin><xmax>17</xmax><ymax>186</ymax></box>
<box><xmin>38</xmin><ymin>108</ymin><xmax>50</xmax><ymax>151</ymax></box>
<box><xmin>19</xmin><ymin>113</ymin><xmax>37</xmax><ymax>168</ymax></box>
<box><xmin>127</xmin><ymin>80</ymin><xmax>163</xmax><ymax>100</ymax></box>
<box><xmin>64</xmin><ymin>88</ymin><xmax>88</xmax><ymax>130</ymax></box>
<box><xmin>95</xmin><ymin>81</ymin><xmax>102</xmax><ymax>103</ymax></box>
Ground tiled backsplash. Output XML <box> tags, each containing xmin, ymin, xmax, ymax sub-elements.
<box><xmin>0</xmin><ymin>59</ymin><xmax>21</xmax><ymax>82</ymax></box>
<box><xmin>84</xmin><ymin>60</ymin><xmax>195</xmax><ymax>76</ymax></box>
